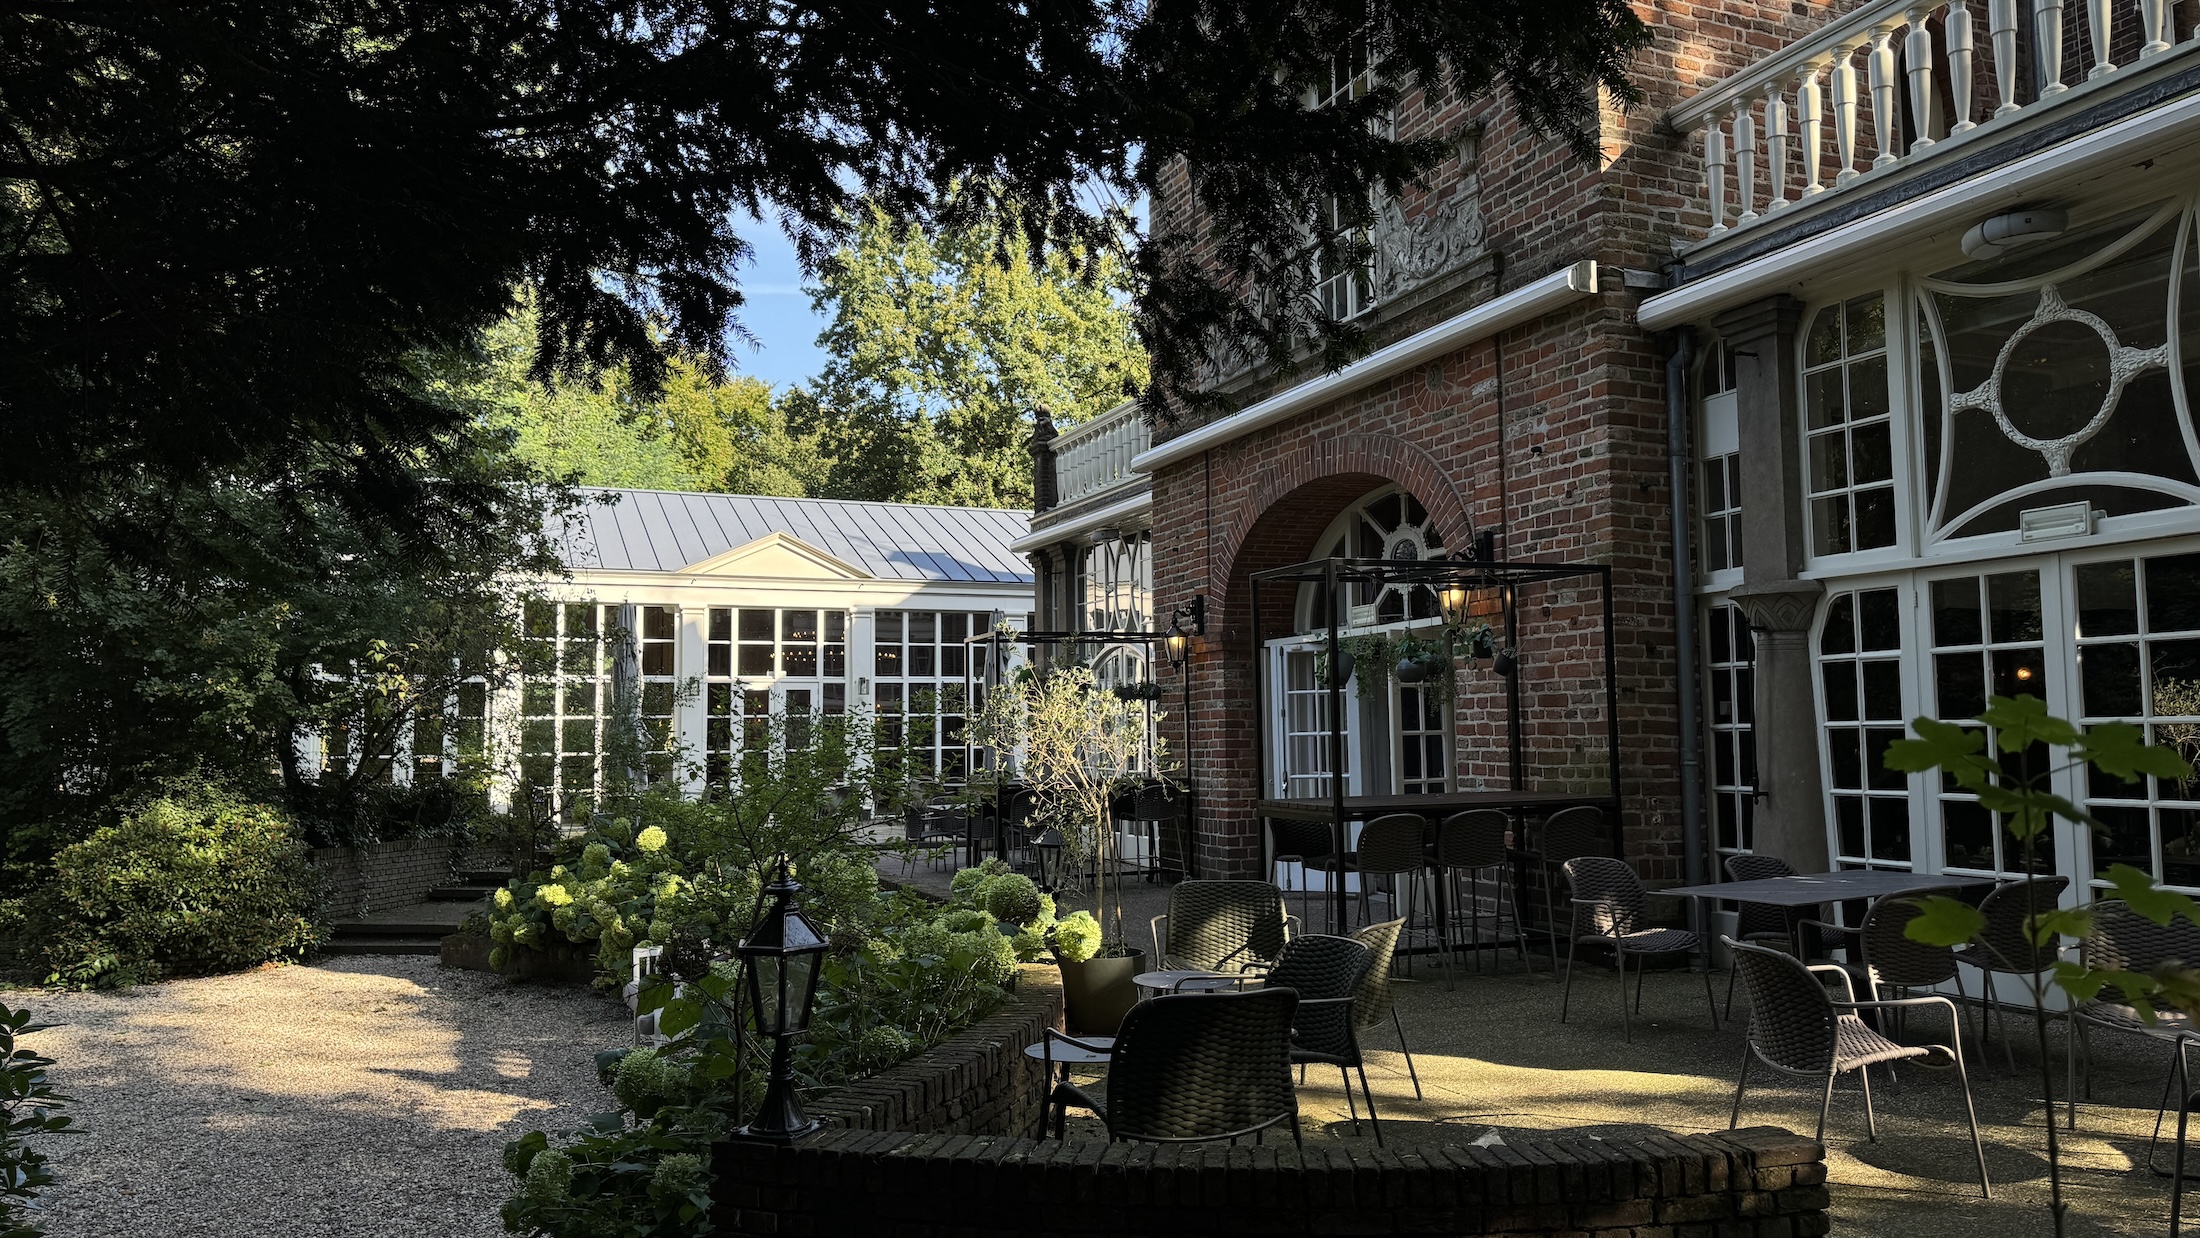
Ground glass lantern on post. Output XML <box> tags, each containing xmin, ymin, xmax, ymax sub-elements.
<box><xmin>734</xmin><ymin>861</ymin><xmax>828</xmax><ymax>1143</ymax></box>
<box><xmin>1031</xmin><ymin>826</ymin><xmax>1070</xmax><ymax>894</ymax></box>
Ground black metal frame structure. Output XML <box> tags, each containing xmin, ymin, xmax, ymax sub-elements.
<box><xmin>1248</xmin><ymin>556</ymin><xmax>1623</xmax><ymax>937</ymax></box>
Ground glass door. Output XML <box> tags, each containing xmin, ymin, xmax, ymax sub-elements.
<box><xmin>1270</xmin><ymin>642</ymin><xmax>1355</xmax><ymax>798</ymax></box>
<box><xmin>1923</xmin><ymin>567</ymin><xmax>2059</xmax><ymax>876</ymax></box>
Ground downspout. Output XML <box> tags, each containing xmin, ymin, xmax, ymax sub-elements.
<box><xmin>1666</xmin><ymin>330</ymin><xmax>1709</xmax><ymax>906</ymax></box>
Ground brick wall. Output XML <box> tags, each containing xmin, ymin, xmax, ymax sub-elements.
<box><xmin>309</xmin><ymin>837</ymin><xmax>458</xmax><ymax>918</ymax></box>
<box><xmin>712</xmin><ymin>1124</ymin><xmax>1830</xmax><ymax>1237</ymax></box>
<box><xmin>809</xmin><ymin>963</ymin><xmax>1063</xmax><ymax>1138</ymax></box>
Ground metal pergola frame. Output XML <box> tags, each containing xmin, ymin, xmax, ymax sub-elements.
<box><xmin>1248</xmin><ymin>556</ymin><xmax>1623</xmax><ymax>936</ymax></box>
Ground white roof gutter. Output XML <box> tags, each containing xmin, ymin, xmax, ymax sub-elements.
<box><xmin>1008</xmin><ymin>487</ymin><xmax>1154</xmax><ymax>554</ymax></box>
<box><xmin>1130</xmin><ymin>259</ymin><xmax>1601</xmax><ymax>475</ymax></box>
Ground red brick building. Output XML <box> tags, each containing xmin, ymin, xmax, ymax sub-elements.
<box><xmin>1023</xmin><ymin>0</ymin><xmax>2200</xmax><ymax>910</ymax></box>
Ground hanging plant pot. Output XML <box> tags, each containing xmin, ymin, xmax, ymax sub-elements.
<box><xmin>1395</xmin><ymin>655</ymin><xmax>1431</xmax><ymax>684</ymax></box>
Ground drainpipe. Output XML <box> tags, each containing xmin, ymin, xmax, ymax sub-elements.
<box><xmin>1666</xmin><ymin>330</ymin><xmax>1708</xmax><ymax>929</ymax></box>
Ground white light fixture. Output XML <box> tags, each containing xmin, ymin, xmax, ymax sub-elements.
<box><xmin>1962</xmin><ymin>208</ymin><xmax>2069</xmax><ymax>260</ymax></box>
<box><xmin>2018</xmin><ymin>500</ymin><xmax>2097</xmax><ymax>542</ymax></box>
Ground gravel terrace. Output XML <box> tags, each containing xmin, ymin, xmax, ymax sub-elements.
<box><xmin>7</xmin><ymin>956</ymin><xmax>632</xmax><ymax>1238</ymax></box>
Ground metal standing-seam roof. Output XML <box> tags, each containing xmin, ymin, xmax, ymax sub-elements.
<box><xmin>551</xmin><ymin>489</ymin><xmax>1035</xmax><ymax>585</ymax></box>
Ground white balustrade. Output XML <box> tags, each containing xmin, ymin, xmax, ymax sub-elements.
<box><xmin>1670</xmin><ymin>0</ymin><xmax>2199</xmax><ymax>247</ymax></box>
<box><xmin>1050</xmin><ymin>402</ymin><xmax>1151</xmax><ymax>508</ymax></box>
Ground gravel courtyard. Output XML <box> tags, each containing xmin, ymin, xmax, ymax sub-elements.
<box><xmin>8</xmin><ymin>956</ymin><xmax>632</xmax><ymax>1238</ymax></box>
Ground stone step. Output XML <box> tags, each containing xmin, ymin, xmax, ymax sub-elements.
<box><xmin>320</xmin><ymin>936</ymin><xmax>443</xmax><ymax>957</ymax></box>
<box><xmin>458</xmin><ymin>869</ymin><xmax>514</xmax><ymax>886</ymax></box>
<box><xmin>333</xmin><ymin>919</ymin><xmax>466</xmax><ymax>938</ymax></box>
<box><xmin>425</xmin><ymin>886</ymin><xmax>495</xmax><ymax>902</ymax></box>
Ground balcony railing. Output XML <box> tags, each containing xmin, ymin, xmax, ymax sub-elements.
<box><xmin>1669</xmin><ymin>0</ymin><xmax>2196</xmax><ymax>247</ymax></box>
<box><xmin>1052</xmin><ymin>400</ymin><xmax>1148</xmax><ymax>509</ymax></box>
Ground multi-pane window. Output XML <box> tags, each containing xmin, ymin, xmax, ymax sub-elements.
<box><xmin>1396</xmin><ymin>683</ymin><xmax>1446</xmax><ymax>795</ymax></box>
<box><xmin>2076</xmin><ymin>551</ymin><xmax>2200</xmax><ymax>888</ymax></box>
<box><xmin>519</xmin><ymin>600</ymin><xmax>609</xmax><ymax>814</ymax></box>
<box><xmin>1278</xmin><ymin>649</ymin><xmax>1349</xmax><ymax>797</ymax></box>
<box><xmin>1311</xmin><ymin>36</ymin><xmax>1381</xmax><ymax>322</ymax></box>
<box><xmin>1930</xmin><ymin>571</ymin><xmax>2051</xmax><ymax>874</ymax></box>
<box><xmin>1082</xmin><ymin>533</ymin><xmax>1151</xmax><ymax>634</ymax></box>
<box><xmin>1803</xmin><ymin>295</ymin><xmax>1897</xmax><ymax>557</ymax></box>
<box><xmin>1700</xmin><ymin>455</ymin><xmax>1745</xmax><ymax>574</ymax></box>
<box><xmin>704</xmin><ymin>606</ymin><xmax>850</xmax><ymax>791</ymax></box>
<box><xmin>639</xmin><ymin>605</ymin><xmax>678</xmax><ymax>784</ymax></box>
<box><xmin>1705</xmin><ymin>603</ymin><xmax>1756</xmax><ymax>856</ymax></box>
<box><xmin>875</xmin><ymin>610</ymin><xmax>986</xmax><ymax>780</ymax></box>
<box><xmin>1820</xmin><ymin>588</ymin><xmax>1911</xmax><ymax>866</ymax></box>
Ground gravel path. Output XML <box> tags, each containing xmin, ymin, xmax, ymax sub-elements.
<box><xmin>6</xmin><ymin>957</ymin><xmax>633</xmax><ymax>1238</ymax></box>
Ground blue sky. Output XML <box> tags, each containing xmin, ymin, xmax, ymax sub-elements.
<box><xmin>725</xmin><ymin>224</ymin><xmax>829</xmax><ymax>391</ymax></box>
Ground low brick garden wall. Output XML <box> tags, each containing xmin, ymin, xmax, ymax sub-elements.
<box><xmin>710</xmin><ymin>959</ymin><xmax>1830</xmax><ymax>1236</ymax></box>
<box><xmin>808</xmin><ymin>962</ymin><xmax>1064</xmax><ymax>1137</ymax></box>
<box><xmin>310</xmin><ymin>837</ymin><xmax>458</xmax><ymax>917</ymax></box>
<box><xmin>713</xmin><ymin>1125</ymin><xmax>1829</xmax><ymax>1236</ymax></box>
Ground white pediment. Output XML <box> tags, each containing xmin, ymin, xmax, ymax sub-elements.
<box><xmin>680</xmin><ymin>533</ymin><xmax>870</xmax><ymax>581</ymax></box>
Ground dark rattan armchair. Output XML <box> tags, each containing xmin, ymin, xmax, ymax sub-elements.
<box><xmin>1348</xmin><ymin>918</ymin><xmax>1423</xmax><ymax>1100</ymax></box>
<box><xmin>1527</xmin><ymin>805</ymin><xmax>1606</xmax><ymax>971</ymax></box>
<box><xmin>1356</xmin><ymin>814</ymin><xmax>1431</xmax><ymax>966</ymax></box>
<box><xmin>1435</xmin><ymin>809</ymin><xmax>1528</xmax><ymax>985</ymax></box>
<box><xmin>1559</xmin><ymin>856</ymin><xmax>1719</xmax><ymax>1041</ymax></box>
<box><xmin>1043</xmin><ymin>987</ymin><xmax>1302</xmax><ymax>1145</ymax></box>
<box><xmin>1955</xmin><ymin>875</ymin><xmax>2071</xmax><ymax>1071</ymax></box>
<box><xmin>1725</xmin><ymin>937</ymin><xmax>1989</xmax><ymax>1198</ymax></box>
<box><xmin>1151</xmin><ymin>880</ymin><xmax>1293</xmax><ymax>975</ymax></box>
<box><xmin>1721</xmin><ymin>853</ymin><xmax>1799</xmax><ymax>1018</ymax></box>
<box><xmin>1260</xmin><ymin>935</ymin><xmax>1379</xmax><ymax>1142</ymax></box>
<box><xmin>2065</xmin><ymin>899</ymin><xmax>2200</xmax><ymax>1172</ymax></box>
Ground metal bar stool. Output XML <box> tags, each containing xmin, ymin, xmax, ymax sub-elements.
<box><xmin>1435</xmin><ymin>809</ymin><xmax>1528</xmax><ymax>986</ymax></box>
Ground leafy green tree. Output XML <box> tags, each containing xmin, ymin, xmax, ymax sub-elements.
<box><xmin>1</xmin><ymin>0</ymin><xmax>1648</xmax><ymax>518</ymax></box>
<box><xmin>801</xmin><ymin>206</ymin><xmax>1147</xmax><ymax>507</ymax></box>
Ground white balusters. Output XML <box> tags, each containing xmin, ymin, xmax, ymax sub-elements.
<box><xmin>1906</xmin><ymin>6</ymin><xmax>1938</xmax><ymax>149</ymax></box>
<box><xmin>2036</xmin><ymin>0</ymin><xmax>2067</xmax><ymax>96</ymax></box>
<box><xmin>2087</xmin><ymin>0</ymin><xmax>2114</xmax><ymax>79</ymax></box>
<box><xmin>1766</xmin><ymin>83</ymin><xmax>1791</xmax><ymax>211</ymax></box>
<box><xmin>2142</xmin><ymin>0</ymin><xmax>2172</xmax><ymax>57</ymax></box>
<box><xmin>1947</xmin><ymin>0</ymin><xmax>1978</xmax><ymax>132</ymax></box>
<box><xmin>1990</xmin><ymin>0</ymin><xmax>2022</xmax><ymax>115</ymax></box>
<box><xmin>1705</xmin><ymin>117</ymin><xmax>1728</xmax><ymax>236</ymax></box>
<box><xmin>1869</xmin><ymin>24</ymin><xmax>1900</xmax><ymax>166</ymax></box>
<box><xmin>1833</xmin><ymin>43</ymin><xmax>1861</xmax><ymax>184</ymax></box>
<box><xmin>1800</xmin><ymin>63</ymin><xmax>1826</xmax><ymax>196</ymax></box>
<box><xmin>1736</xmin><ymin>102</ymin><xmax>1759</xmax><ymax>222</ymax></box>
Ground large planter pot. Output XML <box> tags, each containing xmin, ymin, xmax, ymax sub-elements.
<box><xmin>1056</xmin><ymin>947</ymin><xmax>1148</xmax><ymax>1036</ymax></box>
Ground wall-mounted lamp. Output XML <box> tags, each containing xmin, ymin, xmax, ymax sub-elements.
<box><xmin>1439</xmin><ymin>584</ymin><xmax>1470</xmax><ymax>625</ymax></box>
<box><xmin>1164</xmin><ymin>596</ymin><xmax>1207</xmax><ymax>667</ymax></box>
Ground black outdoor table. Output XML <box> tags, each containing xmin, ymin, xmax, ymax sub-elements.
<box><xmin>1659</xmin><ymin>870</ymin><xmax>1999</xmax><ymax>959</ymax></box>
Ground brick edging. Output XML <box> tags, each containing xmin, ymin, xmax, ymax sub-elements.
<box><xmin>808</xmin><ymin>962</ymin><xmax>1063</xmax><ymax>1137</ymax></box>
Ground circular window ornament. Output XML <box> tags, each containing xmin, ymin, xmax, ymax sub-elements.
<box><xmin>1948</xmin><ymin>284</ymin><xmax>2171</xmax><ymax>476</ymax></box>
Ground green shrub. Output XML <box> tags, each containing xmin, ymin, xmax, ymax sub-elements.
<box><xmin>19</xmin><ymin>781</ymin><xmax>324</xmax><ymax>987</ymax></box>
<box><xmin>1052</xmin><ymin>910</ymin><xmax>1102</xmax><ymax>963</ymax></box>
<box><xmin>1</xmin><ymin>1005</ymin><xmax>74</xmax><ymax>1237</ymax></box>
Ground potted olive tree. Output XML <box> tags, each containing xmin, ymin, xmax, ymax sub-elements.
<box><xmin>972</xmin><ymin>663</ymin><xmax>1159</xmax><ymax>1034</ymax></box>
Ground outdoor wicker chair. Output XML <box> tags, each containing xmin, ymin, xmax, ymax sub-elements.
<box><xmin>1528</xmin><ymin>806</ymin><xmax>1606</xmax><ymax>971</ymax></box>
<box><xmin>1259</xmin><ymin>934</ymin><xmax>1380</xmax><ymax>1142</ymax></box>
<box><xmin>1955</xmin><ymin>875</ymin><xmax>2071</xmax><ymax>1071</ymax></box>
<box><xmin>1724</xmin><ymin>937</ymin><xmax>1990</xmax><ymax>1198</ymax></box>
<box><xmin>1356</xmin><ymin>814</ymin><xmax>1432</xmax><ymax>967</ymax></box>
<box><xmin>1270</xmin><ymin>816</ymin><xmax>1354</xmax><ymax>931</ymax></box>
<box><xmin>1042</xmin><ymin>987</ymin><xmax>1302</xmax><ymax>1145</ymax></box>
<box><xmin>1802</xmin><ymin>893</ymin><xmax>1967</xmax><ymax>1046</ymax></box>
<box><xmin>1151</xmin><ymin>880</ymin><xmax>1294</xmax><ymax>975</ymax></box>
<box><xmin>1559</xmin><ymin>856</ymin><xmax>1719</xmax><ymax>1042</ymax></box>
<box><xmin>2064</xmin><ymin>899</ymin><xmax>2200</xmax><ymax>1173</ymax></box>
<box><xmin>1722</xmin><ymin>853</ymin><xmax>1799</xmax><ymax>1018</ymax></box>
<box><xmin>1348</xmin><ymin>918</ymin><xmax>1423</xmax><ymax>1099</ymax></box>
<box><xmin>1435</xmin><ymin>809</ymin><xmax>1528</xmax><ymax>985</ymax></box>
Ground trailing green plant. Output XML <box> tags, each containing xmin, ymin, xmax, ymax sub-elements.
<box><xmin>1310</xmin><ymin>618</ymin><xmax>1489</xmax><ymax>704</ymax></box>
<box><xmin>8</xmin><ymin>779</ymin><xmax>324</xmax><ymax>988</ymax></box>
<box><xmin>1</xmin><ymin>1005</ymin><xmax>73</xmax><ymax>1238</ymax></box>
<box><xmin>1888</xmin><ymin>694</ymin><xmax>2200</xmax><ymax>1238</ymax></box>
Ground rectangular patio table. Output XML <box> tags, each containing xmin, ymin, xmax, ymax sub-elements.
<box><xmin>1658</xmin><ymin>869</ymin><xmax>1999</xmax><ymax>959</ymax></box>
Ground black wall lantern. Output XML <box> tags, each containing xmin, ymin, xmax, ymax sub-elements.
<box><xmin>734</xmin><ymin>860</ymin><xmax>829</xmax><ymax>1143</ymax></box>
<box><xmin>1031</xmin><ymin>826</ymin><xmax>1071</xmax><ymax>892</ymax></box>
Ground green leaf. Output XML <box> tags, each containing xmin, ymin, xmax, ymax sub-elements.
<box><xmin>655</xmin><ymin>995</ymin><xmax>701</xmax><ymax>1039</ymax></box>
<box><xmin>2077</xmin><ymin>721</ymin><xmax>2194</xmax><ymax>783</ymax></box>
<box><xmin>1902</xmin><ymin>895</ymin><xmax>1987</xmax><ymax>947</ymax></box>
<box><xmin>2105</xmin><ymin>864</ymin><xmax>2200</xmax><ymax>927</ymax></box>
<box><xmin>1885</xmin><ymin>718</ymin><xmax>1986</xmax><ymax>772</ymax></box>
<box><xmin>2033</xmin><ymin>906</ymin><xmax>2093</xmax><ymax>945</ymax></box>
<box><xmin>636</xmin><ymin>979</ymin><xmax>676</xmax><ymax>1015</ymax></box>
<box><xmin>1979</xmin><ymin>694</ymin><xmax>2081</xmax><ymax>750</ymax></box>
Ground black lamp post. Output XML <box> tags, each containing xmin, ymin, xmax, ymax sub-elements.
<box><xmin>1031</xmin><ymin>826</ymin><xmax>1070</xmax><ymax>892</ymax></box>
<box><xmin>735</xmin><ymin>861</ymin><xmax>828</xmax><ymax>1143</ymax></box>
<box><xmin>1165</xmin><ymin>596</ymin><xmax>1205</xmax><ymax>880</ymax></box>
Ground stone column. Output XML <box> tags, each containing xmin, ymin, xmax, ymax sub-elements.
<box><xmin>1714</xmin><ymin>296</ymin><xmax>1829</xmax><ymax>871</ymax></box>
